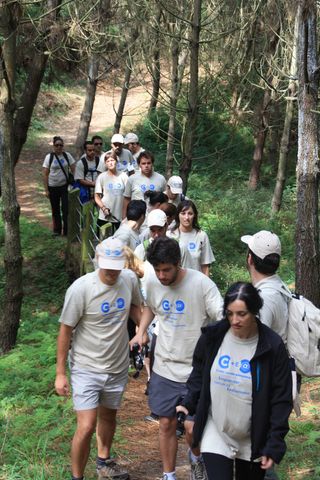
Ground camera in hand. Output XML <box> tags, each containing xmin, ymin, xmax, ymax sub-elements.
<box><xmin>130</xmin><ymin>343</ymin><xmax>147</xmax><ymax>378</ymax></box>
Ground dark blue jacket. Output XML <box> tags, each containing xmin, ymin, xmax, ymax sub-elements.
<box><xmin>183</xmin><ymin>319</ymin><xmax>292</xmax><ymax>464</ymax></box>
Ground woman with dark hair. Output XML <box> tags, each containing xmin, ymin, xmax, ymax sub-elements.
<box><xmin>167</xmin><ymin>199</ymin><xmax>215</xmax><ymax>276</ymax></box>
<box><xmin>177</xmin><ymin>282</ymin><xmax>292</xmax><ymax>480</ymax></box>
<box><xmin>42</xmin><ymin>136</ymin><xmax>76</xmax><ymax>236</ymax></box>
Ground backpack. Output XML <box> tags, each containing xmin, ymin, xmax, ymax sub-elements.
<box><xmin>286</xmin><ymin>294</ymin><xmax>320</xmax><ymax>377</ymax></box>
<box><xmin>74</xmin><ymin>155</ymin><xmax>100</xmax><ymax>204</ymax></box>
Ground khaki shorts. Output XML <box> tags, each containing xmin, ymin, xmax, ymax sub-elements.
<box><xmin>70</xmin><ymin>368</ymin><xmax>128</xmax><ymax>411</ymax></box>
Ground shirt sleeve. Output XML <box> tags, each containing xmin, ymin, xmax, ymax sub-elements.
<box><xmin>203</xmin><ymin>276</ymin><xmax>224</xmax><ymax>321</ymax></box>
<box><xmin>59</xmin><ymin>278</ymin><xmax>87</xmax><ymax>327</ymax></box>
<box><xmin>95</xmin><ymin>173</ymin><xmax>104</xmax><ymax>194</ymax></box>
<box><xmin>199</xmin><ymin>231</ymin><xmax>215</xmax><ymax>264</ymax></box>
<box><xmin>97</xmin><ymin>156</ymin><xmax>106</xmax><ymax>173</ymax></box>
<box><xmin>258</xmin><ymin>290</ymin><xmax>277</xmax><ymax>328</ymax></box>
<box><xmin>74</xmin><ymin>159</ymin><xmax>85</xmax><ymax>181</ymax></box>
<box><xmin>67</xmin><ymin>152</ymin><xmax>76</xmax><ymax>165</ymax></box>
<box><xmin>130</xmin><ymin>272</ymin><xmax>143</xmax><ymax>306</ymax></box>
<box><xmin>124</xmin><ymin>176</ymin><xmax>133</xmax><ymax>197</ymax></box>
<box><xmin>134</xmin><ymin>244</ymin><xmax>145</xmax><ymax>261</ymax></box>
<box><xmin>42</xmin><ymin>153</ymin><xmax>51</xmax><ymax>168</ymax></box>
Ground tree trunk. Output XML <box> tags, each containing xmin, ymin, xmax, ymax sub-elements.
<box><xmin>75</xmin><ymin>55</ymin><xmax>100</xmax><ymax>158</ymax></box>
<box><xmin>13</xmin><ymin>53</ymin><xmax>48</xmax><ymax>164</ymax></box>
<box><xmin>0</xmin><ymin>2</ymin><xmax>24</xmax><ymax>354</ymax></box>
<box><xmin>271</xmin><ymin>11</ymin><xmax>299</xmax><ymax>213</ymax></box>
<box><xmin>248</xmin><ymin>90</ymin><xmax>271</xmax><ymax>190</ymax></box>
<box><xmin>113</xmin><ymin>28</ymin><xmax>139</xmax><ymax>134</ymax></box>
<box><xmin>295</xmin><ymin>0</ymin><xmax>320</xmax><ymax>306</ymax></box>
<box><xmin>179</xmin><ymin>0</ymin><xmax>201</xmax><ymax>192</ymax></box>
<box><xmin>148</xmin><ymin>8</ymin><xmax>161</xmax><ymax>115</ymax></box>
<box><xmin>165</xmin><ymin>42</ymin><xmax>187</xmax><ymax>179</ymax></box>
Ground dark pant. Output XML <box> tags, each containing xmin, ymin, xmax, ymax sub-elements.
<box><xmin>202</xmin><ymin>453</ymin><xmax>265</xmax><ymax>480</ymax></box>
<box><xmin>48</xmin><ymin>184</ymin><xmax>68</xmax><ymax>235</ymax></box>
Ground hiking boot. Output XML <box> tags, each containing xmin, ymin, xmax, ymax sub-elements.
<box><xmin>190</xmin><ymin>456</ymin><xmax>208</xmax><ymax>480</ymax></box>
<box><xmin>96</xmin><ymin>458</ymin><xmax>129</xmax><ymax>479</ymax></box>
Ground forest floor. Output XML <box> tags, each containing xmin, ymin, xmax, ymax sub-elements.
<box><xmin>14</xmin><ymin>82</ymin><xmax>191</xmax><ymax>480</ymax></box>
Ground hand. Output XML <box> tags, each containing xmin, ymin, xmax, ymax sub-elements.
<box><xmin>260</xmin><ymin>456</ymin><xmax>274</xmax><ymax>470</ymax></box>
<box><xmin>129</xmin><ymin>332</ymin><xmax>144</xmax><ymax>350</ymax></box>
<box><xmin>55</xmin><ymin>374</ymin><xmax>70</xmax><ymax>397</ymax></box>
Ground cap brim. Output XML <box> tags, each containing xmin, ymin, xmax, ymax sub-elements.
<box><xmin>147</xmin><ymin>222</ymin><xmax>166</xmax><ymax>228</ymax></box>
<box><xmin>240</xmin><ymin>235</ymin><xmax>252</xmax><ymax>245</ymax></box>
<box><xmin>98</xmin><ymin>258</ymin><xmax>125</xmax><ymax>270</ymax></box>
<box><xmin>170</xmin><ymin>187</ymin><xmax>183</xmax><ymax>194</ymax></box>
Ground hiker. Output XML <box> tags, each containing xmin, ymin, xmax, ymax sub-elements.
<box><xmin>74</xmin><ymin>140</ymin><xmax>99</xmax><ymax>204</ymax></box>
<box><xmin>123</xmin><ymin>132</ymin><xmax>145</xmax><ymax>164</ymax></box>
<box><xmin>165</xmin><ymin>175</ymin><xmax>187</xmax><ymax>207</ymax></box>
<box><xmin>130</xmin><ymin>237</ymin><xmax>223</xmax><ymax>480</ymax></box>
<box><xmin>92</xmin><ymin>135</ymin><xmax>105</xmax><ymax>161</ymax></box>
<box><xmin>177</xmin><ymin>282</ymin><xmax>292</xmax><ymax>480</ymax></box>
<box><xmin>122</xmin><ymin>151</ymin><xmax>166</xmax><ymax>218</ymax></box>
<box><xmin>97</xmin><ymin>133</ymin><xmax>135</xmax><ymax>174</ymax></box>
<box><xmin>240</xmin><ymin>230</ymin><xmax>293</xmax><ymax>480</ymax></box>
<box><xmin>94</xmin><ymin>152</ymin><xmax>127</xmax><ymax>233</ymax></box>
<box><xmin>167</xmin><ymin>200</ymin><xmax>215</xmax><ymax>276</ymax></box>
<box><xmin>42</xmin><ymin>135</ymin><xmax>76</xmax><ymax>236</ymax></box>
<box><xmin>55</xmin><ymin>237</ymin><xmax>142</xmax><ymax>480</ymax></box>
<box><xmin>113</xmin><ymin>200</ymin><xmax>146</xmax><ymax>251</ymax></box>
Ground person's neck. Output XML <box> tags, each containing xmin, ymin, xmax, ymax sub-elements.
<box><xmin>179</xmin><ymin>225</ymin><xmax>193</xmax><ymax>233</ymax></box>
<box><xmin>172</xmin><ymin>266</ymin><xmax>187</xmax><ymax>286</ymax></box>
<box><xmin>250</xmin><ymin>268</ymin><xmax>272</xmax><ymax>286</ymax></box>
<box><xmin>127</xmin><ymin>219</ymin><xmax>139</xmax><ymax>231</ymax></box>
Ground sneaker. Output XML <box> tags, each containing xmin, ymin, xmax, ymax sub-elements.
<box><xmin>190</xmin><ymin>457</ymin><xmax>208</xmax><ymax>480</ymax></box>
<box><xmin>162</xmin><ymin>475</ymin><xmax>176</xmax><ymax>480</ymax></box>
<box><xmin>96</xmin><ymin>458</ymin><xmax>129</xmax><ymax>479</ymax></box>
<box><xmin>144</xmin><ymin>412</ymin><xmax>159</xmax><ymax>423</ymax></box>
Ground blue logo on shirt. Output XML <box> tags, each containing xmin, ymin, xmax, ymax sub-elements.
<box><xmin>219</xmin><ymin>355</ymin><xmax>231</xmax><ymax>369</ymax></box>
<box><xmin>149</xmin><ymin>184</ymin><xmax>155</xmax><ymax>190</ymax></box>
<box><xmin>101</xmin><ymin>302</ymin><xmax>110</xmax><ymax>313</ymax></box>
<box><xmin>162</xmin><ymin>300</ymin><xmax>170</xmax><ymax>311</ymax></box>
<box><xmin>141</xmin><ymin>184</ymin><xmax>147</xmax><ymax>192</ymax></box>
<box><xmin>122</xmin><ymin>160</ymin><xmax>127</xmax><ymax>165</ymax></box>
<box><xmin>175</xmin><ymin>300</ymin><xmax>185</xmax><ymax>312</ymax></box>
<box><xmin>188</xmin><ymin>242</ymin><xmax>196</xmax><ymax>251</ymax></box>
<box><xmin>240</xmin><ymin>359</ymin><xmax>251</xmax><ymax>374</ymax></box>
<box><xmin>116</xmin><ymin>298</ymin><xmax>125</xmax><ymax>309</ymax></box>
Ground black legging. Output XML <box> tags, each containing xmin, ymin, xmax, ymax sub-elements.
<box><xmin>202</xmin><ymin>453</ymin><xmax>265</xmax><ymax>480</ymax></box>
<box><xmin>48</xmin><ymin>184</ymin><xmax>68</xmax><ymax>235</ymax></box>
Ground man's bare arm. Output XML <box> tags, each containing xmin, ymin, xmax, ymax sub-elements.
<box><xmin>55</xmin><ymin>324</ymin><xmax>73</xmax><ymax>396</ymax></box>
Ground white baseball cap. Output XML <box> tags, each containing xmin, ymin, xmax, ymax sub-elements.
<box><xmin>124</xmin><ymin>132</ymin><xmax>139</xmax><ymax>144</ymax></box>
<box><xmin>96</xmin><ymin>237</ymin><xmax>125</xmax><ymax>270</ymax></box>
<box><xmin>241</xmin><ymin>230</ymin><xmax>281</xmax><ymax>259</ymax></box>
<box><xmin>111</xmin><ymin>133</ymin><xmax>124</xmax><ymax>144</ymax></box>
<box><xmin>147</xmin><ymin>209</ymin><xmax>167</xmax><ymax>228</ymax></box>
<box><xmin>167</xmin><ymin>175</ymin><xmax>183</xmax><ymax>194</ymax></box>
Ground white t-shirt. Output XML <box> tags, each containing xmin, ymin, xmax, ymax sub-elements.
<box><xmin>59</xmin><ymin>269</ymin><xmax>142</xmax><ymax>374</ymax></box>
<box><xmin>144</xmin><ymin>268</ymin><xmax>223</xmax><ymax>382</ymax></box>
<box><xmin>133</xmin><ymin>147</ymin><xmax>145</xmax><ymax>163</ymax></box>
<box><xmin>124</xmin><ymin>171</ymin><xmax>167</xmax><ymax>201</ymax></box>
<box><xmin>74</xmin><ymin>156</ymin><xmax>99</xmax><ymax>183</ymax></box>
<box><xmin>97</xmin><ymin>149</ymin><xmax>136</xmax><ymax>173</ymax></box>
<box><xmin>113</xmin><ymin>222</ymin><xmax>141</xmax><ymax>251</ymax></box>
<box><xmin>167</xmin><ymin>228</ymin><xmax>215</xmax><ymax>271</ymax></box>
<box><xmin>95</xmin><ymin>171</ymin><xmax>127</xmax><ymax>222</ymax></box>
<box><xmin>43</xmin><ymin>152</ymin><xmax>75</xmax><ymax>187</ymax></box>
<box><xmin>201</xmin><ymin>330</ymin><xmax>258</xmax><ymax>461</ymax></box>
<box><xmin>255</xmin><ymin>275</ymin><xmax>290</xmax><ymax>343</ymax></box>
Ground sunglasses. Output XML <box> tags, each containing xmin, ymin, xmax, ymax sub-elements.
<box><xmin>54</xmin><ymin>143</ymin><xmax>63</xmax><ymax>147</ymax></box>
<box><xmin>94</xmin><ymin>142</ymin><xmax>103</xmax><ymax>146</ymax></box>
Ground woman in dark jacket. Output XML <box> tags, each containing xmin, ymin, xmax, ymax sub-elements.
<box><xmin>177</xmin><ymin>282</ymin><xmax>292</xmax><ymax>480</ymax></box>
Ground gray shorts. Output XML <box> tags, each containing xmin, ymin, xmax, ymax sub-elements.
<box><xmin>148</xmin><ymin>371</ymin><xmax>194</xmax><ymax>420</ymax></box>
<box><xmin>71</xmin><ymin>368</ymin><xmax>128</xmax><ymax>411</ymax></box>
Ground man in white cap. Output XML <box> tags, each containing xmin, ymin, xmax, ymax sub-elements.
<box><xmin>55</xmin><ymin>237</ymin><xmax>142</xmax><ymax>480</ymax></box>
<box><xmin>97</xmin><ymin>133</ymin><xmax>136</xmax><ymax>174</ymax></box>
<box><xmin>124</xmin><ymin>132</ymin><xmax>145</xmax><ymax>164</ymax></box>
<box><xmin>134</xmin><ymin>209</ymin><xmax>167</xmax><ymax>260</ymax></box>
<box><xmin>241</xmin><ymin>230</ymin><xmax>291</xmax><ymax>343</ymax></box>
<box><xmin>165</xmin><ymin>176</ymin><xmax>187</xmax><ymax>207</ymax></box>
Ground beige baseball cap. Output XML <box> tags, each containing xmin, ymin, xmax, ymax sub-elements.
<box><xmin>124</xmin><ymin>132</ymin><xmax>139</xmax><ymax>144</ymax></box>
<box><xmin>111</xmin><ymin>133</ymin><xmax>124</xmax><ymax>144</ymax></box>
<box><xmin>96</xmin><ymin>237</ymin><xmax>125</xmax><ymax>270</ymax></box>
<box><xmin>241</xmin><ymin>230</ymin><xmax>281</xmax><ymax>259</ymax></box>
<box><xmin>167</xmin><ymin>175</ymin><xmax>183</xmax><ymax>194</ymax></box>
<box><xmin>147</xmin><ymin>209</ymin><xmax>167</xmax><ymax>227</ymax></box>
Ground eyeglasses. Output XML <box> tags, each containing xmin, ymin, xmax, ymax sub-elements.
<box><xmin>94</xmin><ymin>142</ymin><xmax>103</xmax><ymax>146</ymax></box>
<box><xmin>54</xmin><ymin>143</ymin><xmax>63</xmax><ymax>147</ymax></box>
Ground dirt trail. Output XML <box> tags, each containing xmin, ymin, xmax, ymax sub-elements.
<box><xmin>15</xmin><ymin>82</ymin><xmax>191</xmax><ymax>480</ymax></box>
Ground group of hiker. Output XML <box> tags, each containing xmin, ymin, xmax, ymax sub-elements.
<box><xmin>51</xmin><ymin>132</ymin><xmax>298</xmax><ymax>480</ymax></box>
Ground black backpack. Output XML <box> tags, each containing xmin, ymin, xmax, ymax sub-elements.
<box><xmin>80</xmin><ymin>155</ymin><xmax>100</xmax><ymax>179</ymax></box>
